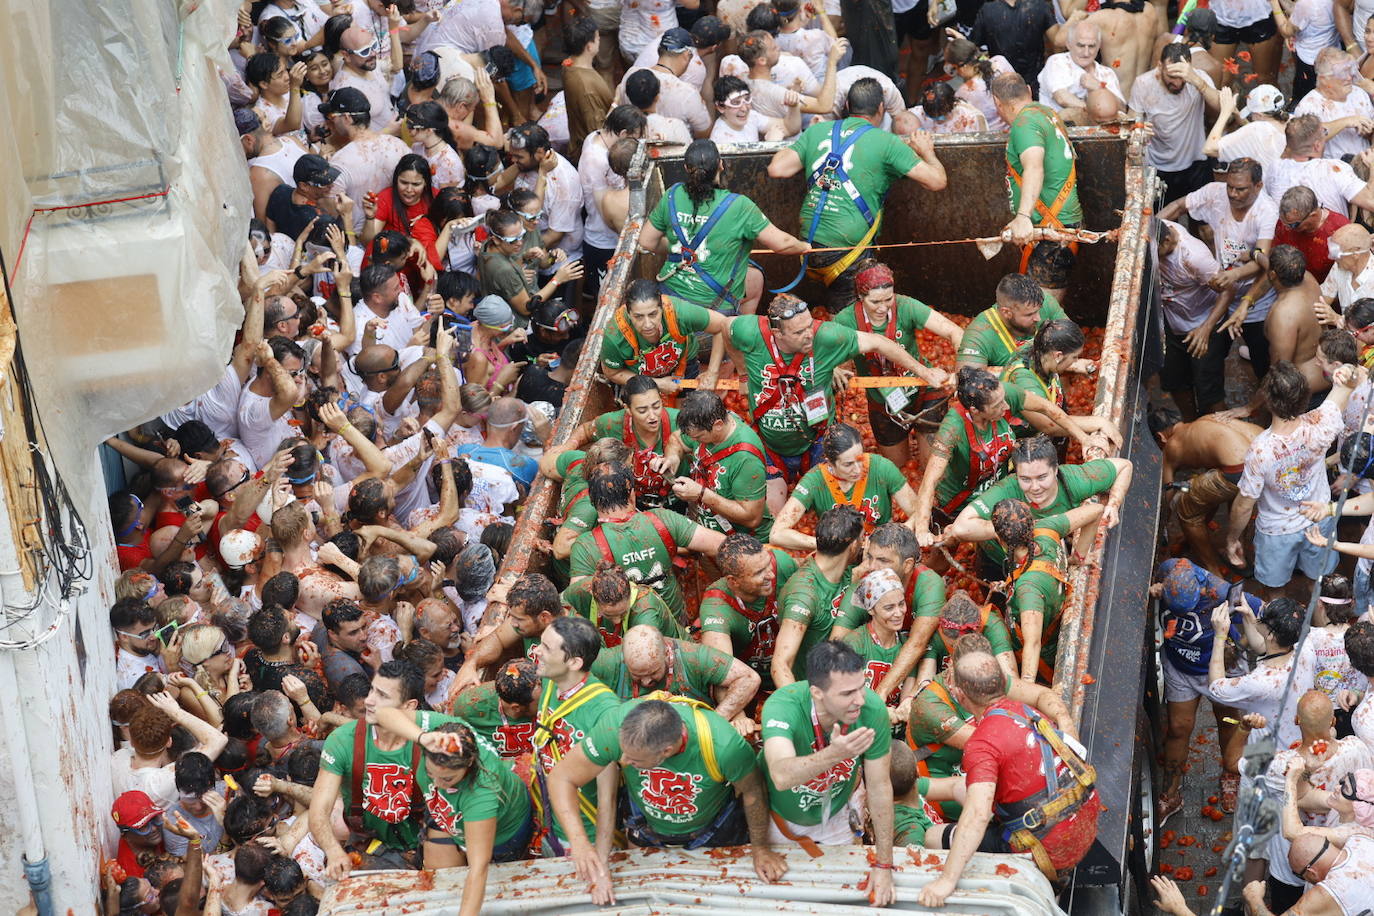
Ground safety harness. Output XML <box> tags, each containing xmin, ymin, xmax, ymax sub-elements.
<box><xmin>346</xmin><ymin>724</ymin><xmax>425</xmax><ymax>843</ymax></box>
<box><xmin>661</xmin><ymin>184</ymin><xmax>746</xmax><ymax>310</ymax></box>
<box><xmin>588</xmin><ymin>583</ymin><xmax>646</xmax><ymax>648</ymax></box>
<box><xmin>613</xmin><ymin>295</ymin><xmax>692</xmax><ymax>378</ymax></box>
<box><xmin>750</xmin><ymin>317</ymin><xmax>827</xmax><ymax>484</ymax></box>
<box><xmin>530</xmin><ymin>677</ymin><xmax>616</xmax><ymax>855</ymax></box>
<box><xmin>776</xmin><ymin>120</ymin><xmax>881</xmax><ymax>292</ymax></box>
<box><xmin>591</xmin><ymin>511</ymin><xmax>684</xmax><ymax>585</ymax></box>
<box><xmin>906</xmin><ymin>677</ymin><xmax>968</xmax><ymax>820</ymax></box>
<box><xmin>937</xmin><ymin>402</ymin><xmax>1018</xmax><ymax>516</ymax></box>
<box><xmin>984</xmin><ymin>703</ymin><xmax>1096</xmax><ymax>882</ymax></box>
<box><xmin>819</xmin><ymin>455</ymin><xmax>875</xmax><ymax>528</ymax></box>
<box><xmin>691</xmin><ymin>438</ymin><xmax>768</xmax><ymax>532</ymax></box>
<box><xmin>702</xmin><ymin>553</ymin><xmax>779</xmax><ymax>671</ymax></box>
<box><xmin>621</xmin><ymin>407</ymin><xmax>673</xmax><ymax>501</ymax></box>
<box><xmin>1007</xmin><ymin>104</ymin><xmax>1079</xmax><ymax>272</ymax></box>
<box><xmin>853</xmin><ymin>300</ymin><xmax>950</xmax><ymax>430</ymax></box>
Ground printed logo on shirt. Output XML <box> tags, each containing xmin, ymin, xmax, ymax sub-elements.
<box><xmin>639</xmin><ymin>768</ymin><xmax>704</xmax><ymax>821</ymax></box>
<box><xmin>863</xmin><ymin>660</ymin><xmax>892</xmax><ymax>692</ymax></box>
<box><xmin>640</xmin><ymin>341</ymin><xmax>685</xmax><ymax>376</ymax></box>
<box><xmin>493</xmin><ymin>722</ymin><xmax>537</xmax><ymax>757</ymax></box>
<box><xmin>795</xmin><ymin>757</ymin><xmax>857</xmax><ymax>810</ymax></box>
<box><xmin>362</xmin><ymin>763</ymin><xmax>416</xmax><ymax>823</ymax></box>
<box><xmin>425</xmin><ymin>786</ymin><xmax>460</xmax><ymax>835</ymax></box>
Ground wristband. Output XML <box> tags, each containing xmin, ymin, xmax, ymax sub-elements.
<box><xmin>389</xmin><ymin>26</ymin><xmax>402</xmax><ymax>32</ymax></box>
<box><xmin>194</xmin><ymin>690</ymin><xmax>208</xmax><ymax>699</ymax></box>
<box><xmin>189</xmin><ymin>838</ymin><xmax>202</xmax><ymax>847</ymax></box>
<box><xmin>339</xmin><ymin>421</ymin><xmax>354</xmax><ymax>432</ymax></box>
<box><xmin>1331</xmin><ymin>502</ymin><xmax>1339</xmax><ymax>518</ymax></box>
<box><xmin>871</xmin><ymin>861</ymin><xmax>894</xmax><ymax>870</ymax></box>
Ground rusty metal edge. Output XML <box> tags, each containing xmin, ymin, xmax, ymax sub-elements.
<box><xmin>491</xmin><ymin>140</ymin><xmax>653</xmax><ymax>587</ymax></box>
<box><xmin>1052</xmin><ymin>124</ymin><xmax>1155</xmax><ymax>722</ymax></box>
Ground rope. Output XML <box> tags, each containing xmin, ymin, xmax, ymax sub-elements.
<box><xmin>750</xmin><ymin>226</ymin><xmax>1120</xmax><ymax>257</ymax></box>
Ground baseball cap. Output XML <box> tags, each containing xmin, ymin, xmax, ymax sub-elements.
<box><xmin>691</xmin><ymin>16</ymin><xmax>731</xmax><ymax>48</ymax></box>
<box><xmin>293</xmin><ymin>153</ymin><xmax>342</xmax><ymax>187</ymax></box>
<box><xmin>233</xmin><ymin>107</ymin><xmax>263</xmax><ymax>136</ymax></box>
<box><xmin>659</xmin><ymin>27</ymin><xmax>694</xmax><ymax>54</ymax></box>
<box><xmin>112</xmin><ymin>790</ymin><xmax>163</xmax><ymax>830</ymax></box>
<box><xmin>318</xmin><ymin>87</ymin><xmax>372</xmax><ymax>117</ymax></box>
<box><xmin>1241</xmin><ymin>84</ymin><xmax>1285</xmax><ymax>119</ymax></box>
<box><xmin>219</xmin><ymin>529</ymin><xmax>265</xmax><ymax>569</ymax></box>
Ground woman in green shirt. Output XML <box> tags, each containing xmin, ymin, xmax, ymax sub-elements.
<box><xmin>638</xmin><ymin>139</ymin><xmax>808</xmax><ymax>317</ymax></box>
<box><xmin>567</xmin><ymin>375</ymin><xmax>683</xmax><ymax>508</ymax></box>
<box><xmin>771</xmin><ymin>423</ymin><xmax>920</xmax><ymax>552</ymax></box>
<box><xmin>1001</xmin><ymin>318</ymin><xmax>1118</xmax><ymax>445</ymax></box>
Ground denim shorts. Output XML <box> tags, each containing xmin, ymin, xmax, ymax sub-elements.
<box><xmin>1253</xmin><ymin>517</ymin><xmax>1337</xmax><ymax>588</ymax></box>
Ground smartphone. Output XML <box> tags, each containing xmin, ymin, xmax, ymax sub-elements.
<box><xmin>175</xmin><ymin>495</ymin><xmax>196</xmax><ymax>515</ymax></box>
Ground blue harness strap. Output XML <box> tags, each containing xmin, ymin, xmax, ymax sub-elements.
<box><xmin>665</xmin><ymin>184</ymin><xmax>743</xmax><ymax>308</ymax></box>
<box><xmin>984</xmin><ymin>704</ymin><xmax>1072</xmax><ymax>838</ymax></box>
<box><xmin>770</xmin><ymin>120</ymin><xmax>877</xmax><ymax>294</ymax></box>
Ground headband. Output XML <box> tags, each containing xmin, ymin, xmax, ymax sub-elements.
<box><xmin>858</xmin><ymin>568</ymin><xmax>904</xmax><ymax>611</ymax></box>
<box><xmin>854</xmin><ymin>263</ymin><xmax>895</xmax><ymax>300</ymax></box>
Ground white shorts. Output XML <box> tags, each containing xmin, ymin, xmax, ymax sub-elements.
<box><xmin>1163</xmin><ymin>653</ymin><xmax>1246</xmax><ymax>703</ymax></box>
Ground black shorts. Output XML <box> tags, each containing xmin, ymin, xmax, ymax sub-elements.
<box><xmin>1213</xmin><ymin>14</ymin><xmax>1277</xmax><ymax>45</ymax></box>
<box><xmin>937</xmin><ymin>820</ymin><xmax>1015</xmax><ymax>853</ymax></box>
<box><xmin>895</xmin><ymin>3</ymin><xmax>938</xmax><ymax>40</ymax></box>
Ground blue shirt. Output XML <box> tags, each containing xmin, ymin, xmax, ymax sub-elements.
<box><xmin>454</xmin><ymin>444</ymin><xmax>538</xmax><ymax>488</ymax></box>
<box><xmin>1156</xmin><ymin>559</ymin><xmax>1258</xmax><ymax>676</ymax></box>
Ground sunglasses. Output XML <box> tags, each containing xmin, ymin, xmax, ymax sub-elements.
<box><xmin>218</xmin><ymin>468</ymin><xmax>252</xmax><ymax>497</ymax></box>
<box><xmin>117</xmin><ymin>627</ymin><xmax>157</xmax><ymax>641</ymax></box>
<box><xmin>1282</xmin><ymin>212</ymin><xmax>1315</xmax><ymax>230</ymax></box>
<box><xmin>359</xmin><ymin>360</ymin><xmax>401</xmax><ymax>376</ymax></box>
<box><xmin>153</xmin><ymin>610</ymin><xmax>202</xmax><ymax>645</ymax></box>
<box><xmin>1298</xmin><ymin>836</ymin><xmax>1331</xmax><ymax>880</ymax></box>
<box><xmin>117</xmin><ymin>493</ymin><xmax>145</xmax><ymax>538</ymax></box>
<box><xmin>772</xmin><ymin>302</ymin><xmax>810</xmax><ymax>323</ymax></box>
<box><xmin>122</xmin><ymin>818</ymin><xmax>162</xmax><ymax>837</ymax></box>
<box><xmin>495</xmin><ymin>232</ymin><xmax>524</xmax><ymax>244</ymax></box>
<box><xmin>519</xmin><ymin>209</ymin><xmax>544</xmax><ymax>221</ymax></box>
<box><xmin>348</xmin><ymin>39</ymin><xmax>381</xmax><ymax>58</ymax></box>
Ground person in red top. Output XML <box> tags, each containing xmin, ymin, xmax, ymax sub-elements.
<box><xmin>918</xmin><ymin>648</ymin><xmax>1100</xmax><ymax>907</ymax></box>
<box><xmin>1274</xmin><ymin>185</ymin><xmax>1350</xmax><ymax>282</ymax></box>
<box><xmin>111</xmin><ymin>790</ymin><xmax>166</xmax><ymax>879</ymax></box>
<box><xmin>361</xmin><ymin>154</ymin><xmax>443</xmax><ymax>272</ymax></box>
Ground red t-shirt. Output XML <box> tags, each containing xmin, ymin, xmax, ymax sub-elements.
<box><xmin>1273</xmin><ymin>209</ymin><xmax>1350</xmax><ymax>282</ymax></box>
<box><xmin>370</xmin><ymin>188</ymin><xmax>442</xmax><ymax>272</ymax></box>
<box><xmin>961</xmin><ymin>699</ymin><xmax>1101</xmax><ymax>871</ymax></box>
<box><xmin>117</xmin><ymin>536</ymin><xmax>153</xmax><ymax>572</ymax></box>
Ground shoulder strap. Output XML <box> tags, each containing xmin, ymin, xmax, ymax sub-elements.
<box><xmin>661</xmin><ymin>296</ymin><xmax>686</xmax><ymax>342</ymax></box>
<box><xmin>645</xmin><ymin>511</ymin><xmax>678</xmax><ymax>557</ymax></box>
<box><xmin>614</xmin><ymin>307</ymin><xmax>643</xmax><ymax>363</ymax></box>
<box><xmin>692</xmin><ymin>706</ymin><xmax>726</xmax><ymax>783</ymax></box>
<box><xmin>592</xmin><ymin>526</ymin><xmax>615</xmax><ymax>565</ymax></box>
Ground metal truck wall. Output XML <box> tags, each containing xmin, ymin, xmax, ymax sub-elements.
<box><xmin>645</xmin><ymin>132</ymin><xmax>1131</xmax><ymax>324</ymax></box>
<box><xmin>0</xmin><ymin>0</ymin><xmax>251</xmax><ymax>908</ymax></box>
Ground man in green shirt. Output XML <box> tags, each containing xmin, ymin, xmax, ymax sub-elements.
<box><xmin>551</xmin><ymin>699</ymin><xmax>786</xmax><ymax>905</ymax></box>
<box><xmin>446</xmin><ymin>658</ymin><xmax>539</xmax><ymax>760</ymax></box>
<box><xmin>568</xmin><ymin>463</ymin><xmax>724</xmax><ymax>622</ymax></box>
<box><xmin>950</xmin><ymin>434</ymin><xmax>1132</xmax><ymax>568</ymax></box>
<box><xmin>772</xmin><ymin>506</ymin><xmax>864</xmax><ymax>687</ymax></box>
<box><xmin>668</xmin><ymin>390</ymin><xmax>773</xmax><ymax>542</ymax></box>
<box><xmin>591</xmin><ymin>625</ymin><xmax>762</xmax><ymax>732</ymax></box>
<box><xmin>699</xmin><ymin>533</ymin><xmax>799</xmax><ymax>680</ymax></box>
<box><xmin>728</xmin><ymin>295</ymin><xmax>925</xmax><ymax>502</ymax></box>
<box><xmin>311</xmin><ymin>660</ymin><xmax>429</xmax><ymax>879</ymax></box>
<box><xmin>767</xmin><ymin>78</ymin><xmax>947</xmax><ymax>312</ymax></box>
<box><xmin>533</xmin><ymin>616</ymin><xmax>623</xmax><ymax>859</ymax></box>
<box><xmin>450</xmin><ymin>573</ymin><xmax>565</xmax><ymax>698</ymax></box>
<box><xmin>540</xmin><ymin>439</ymin><xmax>633</xmax><ymax>568</ymax></box>
<box><xmin>957</xmin><ymin>273</ymin><xmax>1068</xmax><ymax>371</ymax></box>
<box><xmin>761</xmin><ymin>641</ymin><xmax>897</xmax><ymax>906</ymax></box>
<box><xmin>993</xmin><ymin>71</ymin><xmax>1083</xmax><ymax>303</ymax></box>
<box><xmin>562</xmin><ymin>565</ymin><xmax>685</xmax><ymax>645</ymax></box>
<box><xmin>599</xmin><ymin>279</ymin><xmax>729</xmax><ymax>395</ymax></box>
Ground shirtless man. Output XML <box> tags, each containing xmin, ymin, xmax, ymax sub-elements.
<box><xmin>1264</xmin><ymin>244</ymin><xmax>1325</xmax><ymax>394</ymax></box>
<box><xmin>1149</xmin><ymin>406</ymin><xmax>1263</xmax><ymax>572</ymax></box>
<box><xmin>1062</xmin><ymin>0</ymin><xmax>1166</xmax><ymax>99</ymax></box>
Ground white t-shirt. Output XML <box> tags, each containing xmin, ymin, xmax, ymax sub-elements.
<box><xmin>711</xmin><ymin>109</ymin><xmax>773</xmax><ymax>144</ymax></box>
<box><xmin>619</xmin><ymin>0</ymin><xmax>678</xmax><ymax>59</ymax></box>
<box><xmin>1215</xmin><ymin>120</ymin><xmax>1285</xmax><ymax>176</ymax></box>
<box><xmin>1265</xmin><ymin>739</ymin><xmax>1374</xmax><ymax>885</ymax></box>
<box><xmin>1183</xmin><ymin>181</ymin><xmax>1279</xmax><ymax>322</ymax></box>
<box><xmin>1158</xmin><ymin>219</ymin><xmax>1222</xmax><ymax>333</ymax></box>
<box><xmin>1293</xmin><ymin>87</ymin><xmax>1374</xmax><ymax>161</ymax></box>
<box><xmin>630</xmin><ymin>44</ymin><xmax>708</xmax><ymax>90</ymax></box>
<box><xmin>1320</xmin><ymin>253</ymin><xmax>1374</xmax><ymax>311</ymax></box>
<box><xmin>163</xmin><ymin>363</ymin><xmax>246</xmax><ymax>442</ymax></box>
<box><xmin>1238</xmin><ymin>401</ymin><xmax>1344</xmax><ymax>534</ymax></box>
<box><xmin>1210</xmin><ymin>655</ymin><xmax>1313</xmax><ymax>749</ymax></box>
<box><xmin>910</xmin><ymin>100</ymin><xmax>989</xmax><ymax>134</ymax></box>
<box><xmin>249</xmin><ymin>138</ymin><xmax>306</xmax><ymax>188</ymax></box>
<box><xmin>1301</xmin><ymin>625</ymin><xmax>1368</xmax><ymax>702</ymax></box>
<box><xmin>1211</xmin><ymin>0</ymin><xmax>1273</xmax><ymax>27</ymax></box>
<box><xmin>350</xmin><ymin>297</ymin><xmax>425</xmax><ymax>356</ymax></box>
<box><xmin>111</xmin><ymin>747</ymin><xmax>178</xmax><ymax>809</ymax></box>
<box><xmin>329</xmin><ymin>132</ymin><xmax>412</xmax><ymax>232</ymax></box>
<box><xmin>1037</xmin><ymin>54</ymin><xmax>1126</xmax><ymax>112</ymax></box>
<box><xmin>1319</xmin><ymin>835</ymin><xmax>1374</xmax><ymax>914</ymax></box>
<box><xmin>1266</xmin><ymin>157</ymin><xmax>1367</xmax><ymax>214</ymax></box>
<box><xmin>238</xmin><ymin>388</ymin><xmax>300</xmax><ymax>469</ymax></box>
<box><xmin>115</xmin><ymin>646</ymin><xmax>167</xmax><ymax>691</ymax></box>
<box><xmin>538</xmin><ymin>90</ymin><xmax>569</xmax><ymax>151</ymax></box>
<box><xmin>415</xmin><ymin>141</ymin><xmax>466</xmax><ymax>189</ymax></box>
<box><xmin>259</xmin><ymin>0</ymin><xmax>329</xmax><ymax>43</ymax></box>
<box><xmin>1129</xmin><ymin>68</ymin><xmax>1215</xmax><ymax>172</ymax></box>
<box><xmin>776</xmin><ymin>27</ymin><xmax>833</xmax><ymax>80</ymax></box>
<box><xmin>578</xmin><ymin>131</ymin><xmax>625</xmax><ymax>250</ymax></box>
<box><xmin>832</xmin><ymin>66</ymin><xmax>905</xmax><ymax>122</ymax></box>
<box><xmin>646</xmin><ymin>112</ymin><xmax>693</xmax><ymax>145</ymax></box>
<box><xmin>415</xmin><ymin>0</ymin><xmax>506</xmax><ymax>55</ymax></box>
<box><xmin>331</xmin><ymin>65</ymin><xmax>399</xmax><ymax>133</ymax></box>
<box><xmin>1357</xmin><ymin>0</ymin><xmax>1374</xmax><ymax>48</ymax></box>
<box><xmin>1291</xmin><ymin>0</ymin><xmax>1340</xmax><ymax>64</ymax></box>
<box><xmin>514</xmin><ymin>153</ymin><xmax>584</xmax><ymax>261</ymax></box>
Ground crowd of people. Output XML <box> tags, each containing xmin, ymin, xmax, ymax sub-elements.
<box><xmin>91</xmin><ymin>0</ymin><xmax>1374</xmax><ymax>910</ymax></box>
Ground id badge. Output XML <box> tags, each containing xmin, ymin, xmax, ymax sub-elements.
<box><xmin>884</xmin><ymin>387</ymin><xmax>911</xmax><ymax>415</ymax></box>
<box><xmin>803</xmin><ymin>389</ymin><xmax>829</xmax><ymax>426</ymax></box>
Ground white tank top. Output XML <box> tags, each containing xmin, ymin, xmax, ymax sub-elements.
<box><xmin>1320</xmin><ymin>835</ymin><xmax>1374</xmax><ymax>916</ymax></box>
<box><xmin>249</xmin><ymin>141</ymin><xmax>306</xmax><ymax>187</ymax></box>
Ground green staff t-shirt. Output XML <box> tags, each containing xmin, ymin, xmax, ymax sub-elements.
<box><xmin>649</xmin><ymin>186</ymin><xmax>770</xmax><ymax>307</ymax></box>
<box><xmin>319</xmin><ymin>721</ymin><xmax>422</xmax><ymax>851</ymax></box>
<box><xmin>1007</xmin><ymin>104</ymin><xmax>1082</xmax><ymax>227</ymax></box>
<box><xmin>777</xmin><ymin>560</ymin><xmax>852</xmax><ymax>680</ymax></box>
<box><xmin>792</xmin><ymin>454</ymin><xmax>909</xmax><ymax>530</ymax></box>
<box><xmin>590</xmin><ymin>638</ymin><xmax>737</xmax><ymax>703</ymax></box>
<box><xmin>970</xmin><ymin>459</ymin><xmax>1117</xmax><ymax>565</ymax></box>
<box><xmin>569</xmin><ymin>509</ymin><xmax>703</xmax><ymax>620</ymax></box>
<box><xmin>600</xmin><ymin>299</ymin><xmax>713</xmax><ymax>377</ymax></box>
<box><xmin>791</xmin><ymin>118</ymin><xmax>921</xmax><ymax>248</ymax></box>
<box><xmin>957</xmin><ymin>294</ymin><xmax>1067</xmax><ymax>368</ymax></box>
<box><xmin>833</xmin><ymin>296</ymin><xmax>934</xmax><ymax>407</ymax></box>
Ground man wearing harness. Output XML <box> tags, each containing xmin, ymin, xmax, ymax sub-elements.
<box><xmin>449</xmin><ymin>574</ymin><xmax>566</xmax><ymax>697</ymax></box>
<box><xmin>993</xmin><ymin>72</ymin><xmax>1084</xmax><ymax>305</ymax></box>
<box><xmin>958</xmin><ymin>273</ymin><xmax>1068</xmax><ymax>371</ymax></box>
<box><xmin>917</xmin><ymin>648</ymin><xmax>1101</xmax><ymax>906</ymax></box>
<box><xmin>551</xmin><ymin>698</ymin><xmax>785</xmax><ymax>906</ymax></box>
<box><xmin>639</xmin><ymin>139</ymin><xmax>809</xmax><ymax>319</ymax></box>
<box><xmin>762</xmin><ymin>641</ymin><xmax>897</xmax><ymax>905</ymax></box>
<box><xmin>561</xmin><ymin>563</ymin><xmax>685</xmax><ymax>645</ymax></box>
<box><xmin>699</xmin><ymin>533</ymin><xmax>799</xmax><ymax>682</ymax></box>
<box><xmin>531</xmin><ymin>616</ymin><xmax>622</xmax><ymax>864</ymax></box>
<box><xmin>541</xmin><ymin>439</ymin><xmax>633</xmax><ymax>571</ymax></box>
<box><xmin>991</xmin><ymin>498</ymin><xmax>1104</xmax><ymax>683</ymax></box>
<box><xmin>666</xmin><ymin>390</ymin><xmax>773</xmax><ymax>541</ymax></box>
<box><xmin>311</xmin><ymin>660</ymin><xmax>429</xmax><ymax>880</ymax></box>
<box><xmin>729</xmin><ymin>294</ymin><xmax>927</xmax><ymax>508</ymax></box>
<box><xmin>600</xmin><ymin>279</ymin><xmax>731</xmax><ymax>397</ymax></box>
<box><xmin>568</xmin><ymin>463</ymin><xmax>725</xmax><ymax>623</ymax></box>
<box><xmin>766</xmin><ymin>78</ymin><xmax>948</xmax><ymax>313</ymax></box>
<box><xmin>591</xmin><ymin>625</ymin><xmax>762</xmax><ymax>736</ymax></box>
